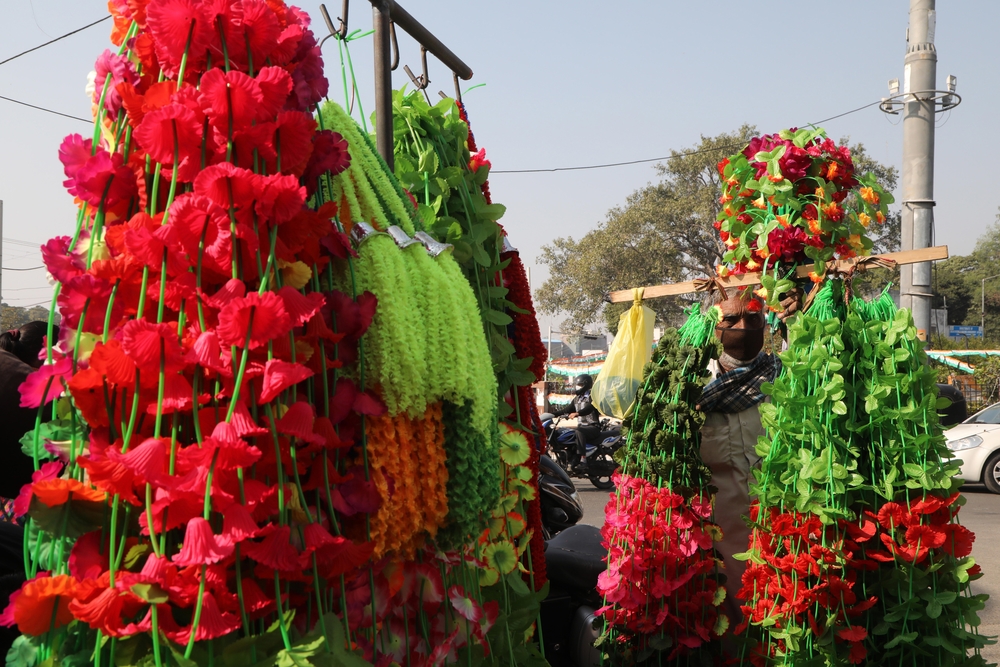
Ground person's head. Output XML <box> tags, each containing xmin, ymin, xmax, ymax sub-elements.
<box><xmin>573</xmin><ymin>374</ymin><xmax>593</xmax><ymax>396</ymax></box>
<box><xmin>714</xmin><ymin>290</ymin><xmax>765</xmax><ymax>364</ymax></box>
<box><xmin>0</xmin><ymin>321</ymin><xmax>57</xmax><ymax>368</ymax></box>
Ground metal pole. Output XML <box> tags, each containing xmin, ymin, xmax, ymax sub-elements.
<box><xmin>899</xmin><ymin>0</ymin><xmax>938</xmax><ymax>339</ymax></box>
<box><xmin>547</xmin><ymin>325</ymin><xmax>552</xmax><ymax>363</ymax></box>
<box><xmin>371</xmin><ymin>0</ymin><xmax>394</xmax><ymax>170</ymax></box>
<box><xmin>378</xmin><ymin>0</ymin><xmax>473</xmax><ymax>80</ymax></box>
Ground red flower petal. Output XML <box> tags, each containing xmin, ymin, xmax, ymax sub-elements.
<box><xmin>219</xmin><ymin>503</ymin><xmax>261</xmax><ymax>547</ymax></box>
<box><xmin>121</xmin><ymin>319</ymin><xmax>186</xmax><ymax>370</ymax></box>
<box><xmin>172</xmin><ymin>517</ymin><xmax>234</xmax><ymax>566</ymax></box>
<box><xmin>134</xmin><ymin>104</ymin><xmax>204</xmax><ymax>182</ymax></box>
<box><xmin>106</xmin><ymin>437</ymin><xmax>167</xmax><ymax>486</ymax></box>
<box><xmin>168</xmin><ymin>193</ymin><xmax>232</xmax><ymax>277</ymax></box>
<box><xmin>242</xmin><ymin>525</ymin><xmax>302</xmax><ymax>571</ymax></box>
<box><xmin>257</xmin><ymin>173</ymin><xmax>305</xmax><ymax>225</ymax></box>
<box><xmin>275</xmin><ymin>401</ymin><xmax>323</xmax><ymax>444</ymax></box>
<box><xmin>146</xmin><ymin>0</ymin><xmax>212</xmax><ymax>78</ymax></box>
<box><xmin>259</xmin><ymin>359</ymin><xmax>313</xmax><ymax>403</ymax></box>
<box><xmin>216</xmin><ymin>291</ymin><xmax>292</xmax><ymax>349</ymax></box>
<box><xmin>254</xmin><ymin>66</ymin><xmax>293</xmax><ymax>121</ymax></box>
<box><xmin>278</xmin><ymin>286</ymin><xmax>324</xmax><ymax>327</ymax></box>
<box><xmin>198</xmin><ymin>67</ymin><xmax>262</xmax><ymax>131</ymax></box>
<box><xmin>262</xmin><ymin>111</ymin><xmax>316</xmax><ymax>174</ymax></box>
<box><xmin>194</xmin><ymin>163</ymin><xmax>261</xmax><ymax>212</ymax></box>
<box><xmin>19</xmin><ymin>358</ymin><xmax>72</xmax><ymax>408</ymax></box>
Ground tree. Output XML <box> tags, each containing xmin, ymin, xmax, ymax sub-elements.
<box><xmin>536</xmin><ymin>127</ymin><xmax>902</xmax><ymax>332</ymax></box>
<box><xmin>0</xmin><ymin>304</ymin><xmax>53</xmax><ymax>333</ymax></box>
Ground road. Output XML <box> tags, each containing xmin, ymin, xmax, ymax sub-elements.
<box><xmin>575</xmin><ymin>481</ymin><xmax>1000</xmax><ymax>661</ymax></box>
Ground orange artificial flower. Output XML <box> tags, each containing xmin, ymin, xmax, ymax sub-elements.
<box><xmin>775</xmin><ymin>215</ymin><xmax>790</xmax><ymax>228</ymax></box>
<box><xmin>858</xmin><ymin>212</ymin><xmax>872</xmax><ymax>228</ymax></box>
<box><xmin>752</xmin><ymin>196</ymin><xmax>767</xmax><ymax>210</ymax></box>
<box><xmin>746</xmin><ymin>258</ymin><xmax>762</xmax><ymax>271</ymax></box>
<box><xmin>876</xmin><ymin>211</ymin><xmax>886</xmax><ymax>224</ymax></box>
<box><xmin>859</xmin><ymin>186</ymin><xmax>879</xmax><ymax>205</ymax></box>
<box><xmin>825</xmin><ymin>161</ymin><xmax>840</xmax><ymax>180</ymax></box>
<box><xmin>808</xmin><ymin>219</ymin><xmax>823</xmax><ymax>235</ymax></box>
<box><xmin>719</xmin><ymin>193</ymin><xmax>734</xmax><ymax>205</ymax></box>
<box><xmin>32</xmin><ymin>478</ymin><xmax>106</xmax><ymax>507</ymax></box>
<box><xmin>808</xmin><ymin>271</ymin><xmax>824</xmax><ymax>284</ymax></box>
<box><xmin>716</xmin><ymin>265</ymin><xmax>730</xmax><ymax>278</ymax></box>
<box><xmin>814</xmin><ymin>187</ymin><xmax>826</xmax><ymax>201</ymax></box>
<box><xmin>767</xmin><ymin>174</ymin><xmax>784</xmax><ymax>183</ymax></box>
<box><xmin>13</xmin><ymin>574</ymin><xmax>79</xmax><ymax>636</ymax></box>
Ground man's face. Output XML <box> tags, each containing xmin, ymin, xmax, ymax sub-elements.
<box><xmin>715</xmin><ymin>296</ymin><xmax>765</xmax><ymax>334</ymax></box>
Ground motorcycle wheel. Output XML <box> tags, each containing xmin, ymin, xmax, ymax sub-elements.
<box><xmin>588</xmin><ymin>452</ymin><xmax>616</xmax><ymax>490</ymax></box>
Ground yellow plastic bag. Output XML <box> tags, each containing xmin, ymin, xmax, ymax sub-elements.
<box><xmin>592</xmin><ymin>289</ymin><xmax>655</xmax><ymax>418</ymax></box>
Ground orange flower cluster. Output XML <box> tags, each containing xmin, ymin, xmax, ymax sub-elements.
<box><xmin>365</xmin><ymin>404</ymin><xmax>449</xmax><ymax>558</ymax></box>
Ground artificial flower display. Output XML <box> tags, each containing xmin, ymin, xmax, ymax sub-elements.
<box><xmin>4</xmin><ymin>1</ymin><xmax>551</xmax><ymax>665</ymax></box>
<box><xmin>739</xmin><ymin>283</ymin><xmax>989</xmax><ymax>666</ymax></box>
<box><xmin>715</xmin><ymin>128</ymin><xmax>894</xmax><ymax>307</ymax></box>
<box><xmin>597</xmin><ymin>307</ymin><xmax>729</xmax><ymax>663</ymax></box>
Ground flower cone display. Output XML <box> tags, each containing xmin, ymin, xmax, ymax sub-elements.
<box><xmin>721</xmin><ymin>130</ymin><xmax>991</xmax><ymax>666</ymax></box>
<box><xmin>597</xmin><ymin>306</ymin><xmax>729</xmax><ymax>664</ymax></box>
<box><xmin>5</xmin><ymin>2</ymin><xmax>551</xmax><ymax>666</ymax></box>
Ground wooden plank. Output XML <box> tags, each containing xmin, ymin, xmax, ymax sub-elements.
<box><xmin>607</xmin><ymin>245</ymin><xmax>949</xmax><ymax>303</ymax></box>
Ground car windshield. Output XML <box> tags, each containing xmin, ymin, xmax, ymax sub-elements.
<box><xmin>965</xmin><ymin>403</ymin><xmax>1000</xmax><ymax>424</ymax></box>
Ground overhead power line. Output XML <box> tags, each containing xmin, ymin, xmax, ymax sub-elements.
<box><xmin>0</xmin><ymin>94</ymin><xmax>90</xmax><ymax>123</ymax></box>
<box><xmin>0</xmin><ymin>16</ymin><xmax>110</xmax><ymax>67</ymax></box>
<box><xmin>3</xmin><ymin>238</ymin><xmax>45</xmax><ymax>249</ymax></box>
<box><xmin>2</xmin><ymin>266</ymin><xmax>45</xmax><ymax>271</ymax></box>
<box><xmin>491</xmin><ymin>100</ymin><xmax>885</xmax><ymax>175</ymax></box>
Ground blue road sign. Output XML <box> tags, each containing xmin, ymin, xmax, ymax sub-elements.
<box><xmin>949</xmin><ymin>325</ymin><xmax>984</xmax><ymax>338</ymax></box>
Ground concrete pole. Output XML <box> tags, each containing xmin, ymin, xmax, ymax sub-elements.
<box><xmin>899</xmin><ymin>0</ymin><xmax>938</xmax><ymax>340</ymax></box>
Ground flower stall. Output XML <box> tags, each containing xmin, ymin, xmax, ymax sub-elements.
<box><xmin>2</xmin><ymin>2</ymin><xmax>551</xmax><ymax>667</ymax></box>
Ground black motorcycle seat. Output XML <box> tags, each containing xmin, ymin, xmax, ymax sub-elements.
<box><xmin>544</xmin><ymin>524</ymin><xmax>606</xmax><ymax>591</ymax></box>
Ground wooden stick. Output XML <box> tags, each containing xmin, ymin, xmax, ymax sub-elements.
<box><xmin>607</xmin><ymin>246</ymin><xmax>949</xmax><ymax>303</ymax></box>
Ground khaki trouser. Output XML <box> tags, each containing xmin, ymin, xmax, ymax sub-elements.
<box><xmin>699</xmin><ymin>406</ymin><xmax>764</xmax><ymax>627</ymax></box>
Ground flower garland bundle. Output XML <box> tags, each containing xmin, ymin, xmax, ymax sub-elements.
<box><xmin>740</xmin><ymin>283</ymin><xmax>989</xmax><ymax>666</ymax></box>
<box><xmin>716</xmin><ymin>128</ymin><xmax>893</xmax><ymax>306</ymax></box>
<box><xmin>319</xmin><ymin>100</ymin><xmax>502</xmax><ymax>551</ymax></box>
<box><xmin>502</xmin><ymin>251</ymin><xmax>548</xmax><ymax>380</ymax></box>
<box><xmin>597</xmin><ymin>307</ymin><xmax>728</xmax><ymax>664</ymax></box>
<box><xmin>847</xmin><ymin>293</ymin><xmax>989</xmax><ymax>664</ymax></box>
<box><xmin>5</xmin><ymin>1</ymin><xmax>402</xmax><ymax>664</ymax></box>
<box><xmin>363</xmin><ymin>405</ymin><xmax>448</xmax><ymax>559</ymax></box>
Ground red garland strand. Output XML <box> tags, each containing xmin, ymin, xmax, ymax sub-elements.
<box><xmin>457</xmin><ymin>101</ymin><xmax>492</xmax><ymax>205</ymax></box>
<box><xmin>503</xmin><ymin>253</ymin><xmax>548</xmax><ymax>380</ymax></box>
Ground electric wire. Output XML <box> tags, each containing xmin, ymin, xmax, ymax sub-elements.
<box><xmin>2</xmin><ymin>266</ymin><xmax>45</xmax><ymax>271</ymax></box>
<box><xmin>0</xmin><ymin>94</ymin><xmax>90</xmax><ymax>123</ymax></box>
<box><xmin>492</xmin><ymin>100</ymin><xmax>885</xmax><ymax>174</ymax></box>
<box><xmin>0</xmin><ymin>16</ymin><xmax>110</xmax><ymax>67</ymax></box>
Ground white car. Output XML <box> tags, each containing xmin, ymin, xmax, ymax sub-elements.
<box><xmin>945</xmin><ymin>403</ymin><xmax>1000</xmax><ymax>494</ymax></box>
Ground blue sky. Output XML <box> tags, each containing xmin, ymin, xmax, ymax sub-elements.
<box><xmin>0</xmin><ymin>1</ymin><xmax>996</xmax><ymax>332</ymax></box>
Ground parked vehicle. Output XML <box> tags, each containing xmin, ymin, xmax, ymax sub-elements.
<box><xmin>536</xmin><ymin>456</ymin><xmax>604</xmax><ymax>666</ymax></box>
<box><xmin>945</xmin><ymin>401</ymin><xmax>1000</xmax><ymax>493</ymax></box>
<box><xmin>539</xmin><ymin>413</ymin><xmax>622</xmax><ymax>490</ymax></box>
<box><xmin>538</xmin><ymin>454</ymin><xmax>585</xmax><ymax>539</ymax></box>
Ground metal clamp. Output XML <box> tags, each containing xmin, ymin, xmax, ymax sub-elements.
<box><xmin>350</xmin><ymin>221</ymin><xmax>388</xmax><ymax>247</ymax></box>
<box><xmin>387</xmin><ymin>225</ymin><xmax>419</xmax><ymax>249</ymax></box>
<box><xmin>414</xmin><ymin>231</ymin><xmax>453</xmax><ymax>257</ymax></box>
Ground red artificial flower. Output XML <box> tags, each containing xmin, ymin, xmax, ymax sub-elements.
<box><xmin>216</xmin><ymin>291</ymin><xmax>291</xmax><ymax>349</ymax></box>
<box><xmin>59</xmin><ymin>135</ymin><xmax>137</xmax><ymax>208</ymax></box>
<box><xmin>19</xmin><ymin>357</ymin><xmax>72</xmax><ymax>408</ymax></box>
<box><xmin>261</xmin><ymin>111</ymin><xmax>316</xmax><ymax>175</ymax></box>
<box><xmin>7</xmin><ymin>574</ymin><xmax>79</xmax><ymax>636</ymax></box>
<box><xmin>145</xmin><ymin>0</ymin><xmax>212</xmax><ymax>78</ymax></box>
<box><xmin>302</xmin><ymin>130</ymin><xmax>350</xmax><ymax>192</ymax></box>
<box><xmin>242</xmin><ymin>525</ymin><xmax>302</xmax><ymax>571</ymax></box>
<box><xmin>331</xmin><ymin>466</ymin><xmax>381</xmax><ymax>516</ymax></box>
<box><xmin>198</xmin><ymin>68</ymin><xmax>263</xmax><ymax>132</ymax></box>
<box><xmin>135</xmin><ymin>103</ymin><xmax>205</xmax><ymax>182</ymax></box>
<box><xmin>172</xmin><ymin>517</ymin><xmax>234</xmax><ymax>566</ymax></box>
<box><xmin>257</xmin><ymin>173</ymin><xmax>306</xmax><ymax>225</ymax></box>
<box><xmin>254</xmin><ymin>66</ymin><xmax>294</xmax><ymax>120</ymax></box>
<box><xmin>258</xmin><ymin>358</ymin><xmax>313</xmax><ymax>403</ymax></box>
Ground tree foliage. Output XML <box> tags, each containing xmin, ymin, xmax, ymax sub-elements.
<box><xmin>0</xmin><ymin>304</ymin><xmax>53</xmax><ymax>332</ymax></box>
<box><xmin>536</xmin><ymin>127</ymin><xmax>902</xmax><ymax>333</ymax></box>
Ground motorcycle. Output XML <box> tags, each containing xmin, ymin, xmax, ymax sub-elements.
<box><xmin>536</xmin><ymin>454</ymin><xmax>606</xmax><ymax>667</ymax></box>
<box><xmin>539</xmin><ymin>413</ymin><xmax>622</xmax><ymax>490</ymax></box>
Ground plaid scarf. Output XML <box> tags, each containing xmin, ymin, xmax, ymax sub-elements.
<box><xmin>699</xmin><ymin>352</ymin><xmax>779</xmax><ymax>414</ymax></box>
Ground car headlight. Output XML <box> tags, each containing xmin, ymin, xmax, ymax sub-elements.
<box><xmin>947</xmin><ymin>435</ymin><xmax>983</xmax><ymax>451</ymax></box>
